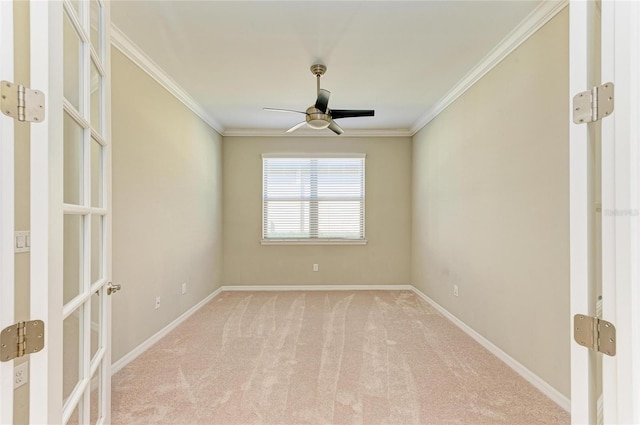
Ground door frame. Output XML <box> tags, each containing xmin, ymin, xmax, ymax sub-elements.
<box><xmin>0</xmin><ymin>0</ymin><xmax>15</xmax><ymax>422</ymax></box>
<box><xmin>570</xmin><ymin>0</ymin><xmax>640</xmax><ymax>423</ymax></box>
<box><xmin>569</xmin><ymin>1</ymin><xmax>596</xmax><ymax>422</ymax></box>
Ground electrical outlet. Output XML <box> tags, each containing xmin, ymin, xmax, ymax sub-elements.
<box><xmin>14</xmin><ymin>362</ymin><xmax>28</xmax><ymax>389</ymax></box>
<box><xmin>313</xmin><ymin>264</ymin><xmax>319</xmax><ymax>272</ymax></box>
<box><xmin>181</xmin><ymin>283</ymin><xmax>187</xmax><ymax>294</ymax></box>
<box><xmin>453</xmin><ymin>285</ymin><xmax>459</xmax><ymax>297</ymax></box>
<box><xmin>155</xmin><ymin>297</ymin><xmax>161</xmax><ymax>309</ymax></box>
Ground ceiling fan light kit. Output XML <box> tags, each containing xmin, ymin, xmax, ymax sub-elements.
<box><xmin>307</xmin><ymin>115</ymin><xmax>331</xmax><ymax>129</ymax></box>
<box><xmin>264</xmin><ymin>64</ymin><xmax>374</xmax><ymax>135</ymax></box>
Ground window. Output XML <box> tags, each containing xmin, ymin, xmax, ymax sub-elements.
<box><xmin>262</xmin><ymin>154</ymin><xmax>366</xmax><ymax>244</ymax></box>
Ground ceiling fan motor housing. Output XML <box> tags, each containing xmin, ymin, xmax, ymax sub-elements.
<box><xmin>305</xmin><ymin>106</ymin><xmax>330</xmax><ymax>129</ymax></box>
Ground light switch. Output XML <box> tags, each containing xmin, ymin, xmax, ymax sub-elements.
<box><xmin>15</xmin><ymin>231</ymin><xmax>30</xmax><ymax>253</ymax></box>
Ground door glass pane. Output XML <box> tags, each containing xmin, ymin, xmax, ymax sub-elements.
<box><xmin>89</xmin><ymin>365</ymin><xmax>102</xmax><ymax>424</ymax></box>
<box><xmin>66</xmin><ymin>402</ymin><xmax>80</xmax><ymax>425</ymax></box>
<box><xmin>63</xmin><ymin>308</ymin><xmax>83</xmax><ymax>404</ymax></box>
<box><xmin>64</xmin><ymin>112</ymin><xmax>84</xmax><ymax>205</ymax></box>
<box><xmin>63</xmin><ymin>11</ymin><xmax>82</xmax><ymax>112</ymax></box>
<box><xmin>91</xmin><ymin>138</ymin><xmax>103</xmax><ymax>207</ymax></box>
<box><xmin>64</xmin><ymin>215</ymin><xmax>84</xmax><ymax>305</ymax></box>
<box><xmin>91</xmin><ymin>215</ymin><xmax>102</xmax><ymax>284</ymax></box>
<box><xmin>90</xmin><ymin>289</ymin><xmax>101</xmax><ymax>361</ymax></box>
<box><xmin>90</xmin><ymin>0</ymin><xmax>101</xmax><ymax>58</ymax></box>
<box><xmin>90</xmin><ymin>61</ymin><xmax>102</xmax><ymax>133</ymax></box>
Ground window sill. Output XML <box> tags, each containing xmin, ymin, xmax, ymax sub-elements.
<box><xmin>261</xmin><ymin>239</ymin><xmax>368</xmax><ymax>246</ymax></box>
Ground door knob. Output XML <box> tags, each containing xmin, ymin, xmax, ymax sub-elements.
<box><xmin>107</xmin><ymin>282</ymin><xmax>121</xmax><ymax>296</ymax></box>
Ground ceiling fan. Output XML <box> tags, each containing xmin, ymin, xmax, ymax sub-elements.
<box><xmin>264</xmin><ymin>64</ymin><xmax>375</xmax><ymax>135</ymax></box>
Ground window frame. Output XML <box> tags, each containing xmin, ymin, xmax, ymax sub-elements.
<box><xmin>261</xmin><ymin>153</ymin><xmax>367</xmax><ymax>245</ymax></box>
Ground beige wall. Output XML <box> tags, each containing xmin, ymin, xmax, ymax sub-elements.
<box><xmin>111</xmin><ymin>48</ymin><xmax>223</xmax><ymax>362</ymax></box>
<box><xmin>223</xmin><ymin>136</ymin><xmax>411</xmax><ymax>286</ymax></box>
<box><xmin>411</xmin><ymin>9</ymin><xmax>570</xmax><ymax>397</ymax></box>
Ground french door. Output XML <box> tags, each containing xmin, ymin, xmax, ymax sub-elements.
<box><xmin>569</xmin><ymin>0</ymin><xmax>639</xmax><ymax>423</ymax></box>
<box><xmin>0</xmin><ymin>0</ymin><xmax>112</xmax><ymax>423</ymax></box>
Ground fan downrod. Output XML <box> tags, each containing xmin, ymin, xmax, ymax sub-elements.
<box><xmin>310</xmin><ymin>64</ymin><xmax>327</xmax><ymax>77</ymax></box>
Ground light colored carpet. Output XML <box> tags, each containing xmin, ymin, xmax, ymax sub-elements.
<box><xmin>112</xmin><ymin>290</ymin><xmax>569</xmax><ymax>424</ymax></box>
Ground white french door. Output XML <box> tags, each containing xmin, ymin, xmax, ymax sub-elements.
<box><xmin>30</xmin><ymin>0</ymin><xmax>113</xmax><ymax>424</ymax></box>
<box><xmin>569</xmin><ymin>0</ymin><xmax>640</xmax><ymax>423</ymax></box>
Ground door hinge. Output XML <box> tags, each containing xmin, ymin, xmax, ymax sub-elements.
<box><xmin>1</xmin><ymin>80</ymin><xmax>45</xmax><ymax>123</ymax></box>
<box><xmin>573</xmin><ymin>82</ymin><xmax>614</xmax><ymax>124</ymax></box>
<box><xmin>574</xmin><ymin>314</ymin><xmax>616</xmax><ymax>356</ymax></box>
<box><xmin>0</xmin><ymin>320</ymin><xmax>45</xmax><ymax>362</ymax></box>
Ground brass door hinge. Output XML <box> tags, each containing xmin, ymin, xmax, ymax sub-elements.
<box><xmin>573</xmin><ymin>82</ymin><xmax>614</xmax><ymax>124</ymax></box>
<box><xmin>1</xmin><ymin>320</ymin><xmax>45</xmax><ymax>362</ymax></box>
<box><xmin>574</xmin><ymin>314</ymin><xmax>616</xmax><ymax>356</ymax></box>
<box><xmin>1</xmin><ymin>80</ymin><xmax>45</xmax><ymax>123</ymax></box>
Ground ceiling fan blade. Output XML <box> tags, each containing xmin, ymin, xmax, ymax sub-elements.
<box><xmin>330</xmin><ymin>109</ymin><xmax>375</xmax><ymax>120</ymax></box>
<box><xmin>264</xmin><ymin>108</ymin><xmax>307</xmax><ymax>115</ymax></box>
<box><xmin>315</xmin><ymin>89</ymin><xmax>331</xmax><ymax>113</ymax></box>
<box><xmin>286</xmin><ymin>121</ymin><xmax>308</xmax><ymax>133</ymax></box>
<box><xmin>328</xmin><ymin>120</ymin><xmax>344</xmax><ymax>135</ymax></box>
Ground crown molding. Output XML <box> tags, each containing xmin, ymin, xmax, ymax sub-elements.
<box><xmin>110</xmin><ymin>26</ymin><xmax>406</xmax><ymax>139</ymax></box>
<box><xmin>111</xmin><ymin>0</ymin><xmax>567</xmax><ymax>139</ymax></box>
<box><xmin>222</xmin><ymin>127</ymin><xmax>413</xmax><ymax>138</ymax></box>
<box><xmin>410</xmin><ymin>0</ymin><xmax>568</xmax><ymax>135</ymax></box>
<box><xmin>110</xmin><ymin>24</ymin><xmax>225</xmax><ymax>135</ymax></box>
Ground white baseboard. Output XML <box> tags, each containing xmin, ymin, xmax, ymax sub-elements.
<box><xmin>410</xmin><ymin>286</ymin><xmax>571</xmax><ymax>412</ymax></box>
<box><xmin>220</xmin><ymin>284</ymin><xmax>413</xmax><ymax>292</ymax></box>
<box><xmin>111</xmin><ymin>287</ymin><xmax>223</xmax><ymax>375</ymax></box>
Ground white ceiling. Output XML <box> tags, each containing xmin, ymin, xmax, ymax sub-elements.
<box><xmin>111</xmin><ymin>1</ymin><xmax>547</xmax><ymax>136</ymax></box>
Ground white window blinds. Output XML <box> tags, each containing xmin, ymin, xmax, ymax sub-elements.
<box><xmin>262</xmin><ymin>155</ymin><xmax>365</xmax><ymax>242</ymax></box>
